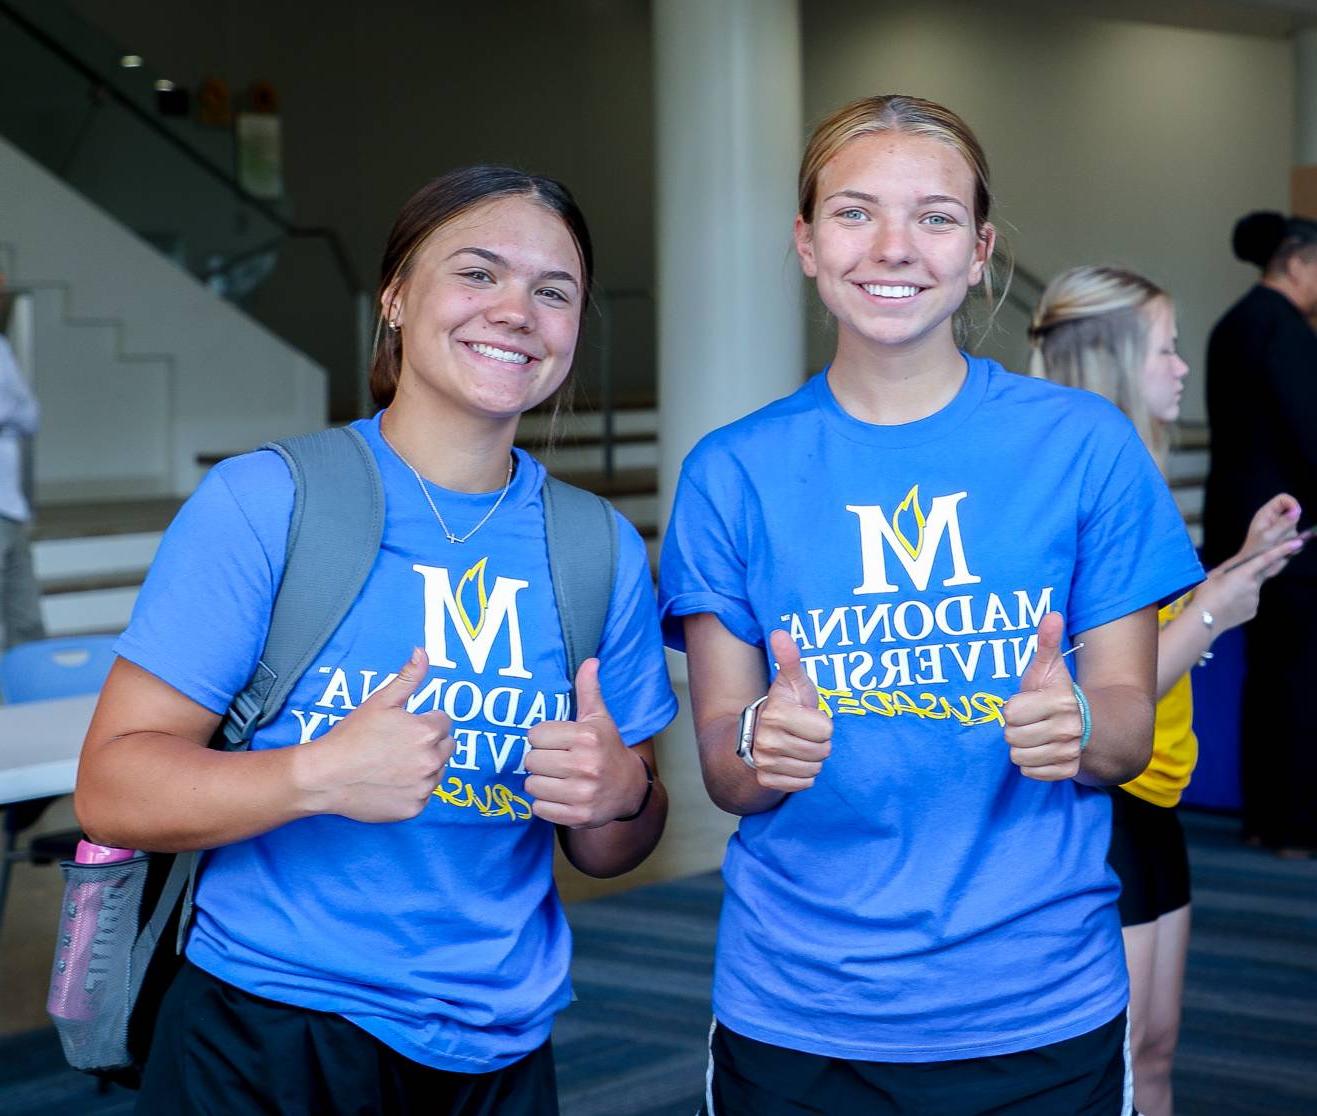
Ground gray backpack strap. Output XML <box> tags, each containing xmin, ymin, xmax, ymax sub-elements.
<box><xmin>169</xmin><ymin>427</ymin><xmax>384</xmax><ymax>953</ymax></box>
<box><xmin>220</xmin><ymin>426</ymin><xmax>385</xmax><ymax>748</ymax></box>
<box><xmin>542</xmin><ymin>476</ymin><xmax>618</xmax><ymax>708</ymax></box>
<box><xmin>126</xmin><ymin>851</ymin><xmax>194</xmax><ymax>990</ymax></box>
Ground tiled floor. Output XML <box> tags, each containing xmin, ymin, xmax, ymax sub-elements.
<box><xmin>3</xmin><ymin>785</ymin><xmax>1313</xmax><ymax>1114</ymax></box>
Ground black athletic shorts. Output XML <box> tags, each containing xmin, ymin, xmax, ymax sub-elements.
<box><xmin>1107</xmin><ymin>786</ymin><xmax>1191</xmax><ymax>927</ymax></box>
<box><xmin>135</xmin><ymin>961</ymin><xmax>559</xmax><ymax>1116</ymax></box>
<box><xmin>701</xmin><ymin>1012</ymin><xmax>1130</xmax><ymax>1116</ymax></box>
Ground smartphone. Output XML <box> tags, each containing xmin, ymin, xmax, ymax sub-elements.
<box><xmin>1218</xmin><ymin>523</ymin><xmax>1315</xmax><ymax>575</ymax></box>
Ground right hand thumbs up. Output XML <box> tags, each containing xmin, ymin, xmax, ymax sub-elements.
<box><xmin>294</xmin><ymin>647</ymin><xmax>455</xmax><ymax>824</ymax></box>
<box><xmin>747</xmin><ymin>630</ymin><xmax>833</xmax><ymax>794</ymax></box>
<box><xmin>359</xmin><ymin>645</ymin><xmax>431</xmax><ymax>709</ymax></box>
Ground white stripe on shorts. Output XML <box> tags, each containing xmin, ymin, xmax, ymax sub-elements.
<box><xmin>1121</xmin><ymin>1014</ymin><xmax>1134</xmax><ymax>1116</ymax></box>
<box><xmin>702</xmin><ymin>1017</ymin><xmax>718</xmax><ymax>1116</ymax></box>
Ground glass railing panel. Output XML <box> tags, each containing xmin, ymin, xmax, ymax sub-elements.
<box><xmin>2</xmin><ymin>0</ymin><xmax>236</xmax><ymax>180</ymax></box>
<box><xmin>0</xmin><ymin>0</ymin><xmax>366</xmax><ymax>418</ymax></box>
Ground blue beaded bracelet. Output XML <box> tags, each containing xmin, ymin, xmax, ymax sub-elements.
<box><xmin>1072</xmin><ymin>682</ymin><xmax>1093</xmax><ymax>751</ymax></box>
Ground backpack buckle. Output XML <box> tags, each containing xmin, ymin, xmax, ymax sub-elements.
<box><xmin>221</xmin><ymin>662</ymin><xmax>277</xmax><ymax>748</ymax></box>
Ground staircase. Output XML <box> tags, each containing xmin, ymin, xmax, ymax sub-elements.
<box><xmin>1</xmin><ymin>270</ymin><xmax>175</xmax><ymax>504</ymax></box>
<box><xmin>31</xmin><ymin>405</ymin><xmax>1213</xmax><ymax>640</ymax></box>
<box><xmin>0</xmin><ymin>0</ymin><xmax>343</xmax><ymax>636</ymax></box>
<box><xmin>31</xmin><ymin>509</ymin><xmax>171</xmax><ymax>637</ymax></box>
<box><xmin>519</xmin><ymin>405</ymin><xmax>661</xmax><ymax>569</ymax></box>
<box><xmin>1169</xmin><ymin>423</ymin><xmax>1209</xmax><ymax>548</ymax></box>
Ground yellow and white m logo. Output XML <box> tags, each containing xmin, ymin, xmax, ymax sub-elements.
<box><xmin>413</xmin><ymin>558</ymin><xmax>532</xmax><ymax>678</ymax></box>
<box><xmin>847</xmin><ymin>485</ymin><xmax>981</xmax><ymax>594</ymax></box>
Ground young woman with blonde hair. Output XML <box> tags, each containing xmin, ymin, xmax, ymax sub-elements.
<box><xmin>1032</xmin><ymin>264</ymin><xmax>1303</xmax><ymax>1116</ymax></box>
<box><xmin>661</xmin><ymin>96</ymin><xmax>1202</xmax><ymax>1115</ymax></box>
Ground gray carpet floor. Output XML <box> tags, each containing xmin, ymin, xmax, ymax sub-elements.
<box><xmin>1</xmin><ymin>811</ymin><xmax>1312</xmax><ymax>1115</ymax></box>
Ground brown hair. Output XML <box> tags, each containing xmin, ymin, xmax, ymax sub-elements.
<box><xmin>1029</xmin><ymin>265</ymin><xmax>1169</xmax><ymax>463</ymax></box>
<box><xmin>369</xmin><ymin>166</ymin><xmax>594</xmax><ymax>410</ymax></box>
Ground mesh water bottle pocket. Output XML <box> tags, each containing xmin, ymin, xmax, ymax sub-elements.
<box><xmin>48</xmin><ymin>856</ymin><xmax>150</xmax><ymax>1072</ymax></box>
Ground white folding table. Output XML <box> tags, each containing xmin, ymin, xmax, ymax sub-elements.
<box><xmin>0</xmin><ymin>693</ymin><xmax>97</xmax><ymax>805</ymax></box>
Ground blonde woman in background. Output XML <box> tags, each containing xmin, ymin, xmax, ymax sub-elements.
<box><xmin>1031</xmin><ymin>265</ymin><xmax>1305</xmax><ymax>1116</ymax></box>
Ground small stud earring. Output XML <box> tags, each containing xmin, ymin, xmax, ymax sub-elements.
<box><xmin>387</xmin><ymin>319</ymin><xmax>400</xmax><ymax>331</ymax></box>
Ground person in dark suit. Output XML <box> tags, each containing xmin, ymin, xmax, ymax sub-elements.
<box><xmin>1202</xmin><ymin>211</ymin><xmax>1317</xmax><ymax>856</ymax></box>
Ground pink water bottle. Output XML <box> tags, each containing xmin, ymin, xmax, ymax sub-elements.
<box><xmin>48</xmin><ymin>841</ymin><xmax>139</xmax><ymax>1023</ymax></box>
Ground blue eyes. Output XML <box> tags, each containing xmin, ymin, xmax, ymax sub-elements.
<box><xmin>832</xmin><ymin>210</ymin><xmax>960</xmax><ymax>227</ymax></box>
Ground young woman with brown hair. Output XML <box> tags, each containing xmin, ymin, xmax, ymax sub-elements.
<box><xmin>75</xmin><ymin>166</ymin><xmax>676</xmax><ymax>1114</ymax></box>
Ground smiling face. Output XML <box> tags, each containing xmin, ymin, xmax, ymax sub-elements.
<box><xmin>384</xmin><ymin>195</ymin><xmax>584</xmax><ymax>422</ymax></box>
<box><xmin>1139</xmin><ymin>297</ymin><xmax>1189</xmax><ymax>423</ymax></box>
<box><xmin>794</xmin><ymin>131</ymin><xmax>994</xmax><ymax>355</ymax></box>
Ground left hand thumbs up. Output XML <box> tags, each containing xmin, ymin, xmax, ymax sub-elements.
<box><xmin>1003</xmin><ymin>612</ymin><xmax>1085</xmax><ymax>782</ymax></box>
<box><xmin>1017</xmin><ymin>611</ymin><xmax>1067</xmax><ymax>693</ymax></box>
<box><xmin>572</xmin><ymin>656</ymin><xmax>609</xmax><ymax>722</ymax></box>
<box><xmin>525</xmin><ymin>659</ymin><xmax>648</xmax><ymax>827</ymax></box>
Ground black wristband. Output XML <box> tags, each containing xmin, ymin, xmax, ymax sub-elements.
<box><xmin>612</xmin><ymin>755</ymin><xmax>654</xmax><ymax>822</ymax></box>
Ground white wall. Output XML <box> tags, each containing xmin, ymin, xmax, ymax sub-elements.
<box><xmin>59</xmin><ymin>1</ymin><xmax>1299</xmax><ymax>423</ymax></box>
<box><xmin>802</xmin><ymin>0</ymin><xmax>1295</xmax><ymax>419</ymax></box>
<box><xmin>0</xmin><ymin>135</ymin><xmax>326</xmax><ymax>500</ymax></box>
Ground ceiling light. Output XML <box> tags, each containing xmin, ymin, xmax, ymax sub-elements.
<box><xmin>120</xmin><ymin>54</ymin><xmax>143</xmax><ymax>68</ymax></box>
<box><xmin>154</xmin><ymin>79</ymin><xmax>175</xmax><ymax>92</ymax></box>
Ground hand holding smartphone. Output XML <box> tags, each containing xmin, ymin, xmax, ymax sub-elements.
<box><xmin>1217</xmin><ymin>523</ymin><xmax>1314</xmax><ymax>575</ymax></box>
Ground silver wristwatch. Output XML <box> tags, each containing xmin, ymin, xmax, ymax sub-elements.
<box><xmin>737</xmin><ymin>696</ymin><xmax>769</xmax><ymax>769</ymax></box>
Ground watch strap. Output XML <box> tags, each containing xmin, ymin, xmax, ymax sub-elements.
<box><xmin>737</xmin><ymin>695</ymin><xmax>769</xmax><ymax>769</ymax></box>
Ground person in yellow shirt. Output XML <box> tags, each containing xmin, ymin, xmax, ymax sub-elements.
<box><xmin>1030</xmin><ymin>265</ymin><xmax>1304</xmax><ymax>1116</ymax></box>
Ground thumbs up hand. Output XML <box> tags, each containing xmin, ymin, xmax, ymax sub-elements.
<box><xmin>295</xmin><ymin>647</ymin><xmax>455</xmax><ymax>822</ymax></box>
<box><xmin>1003</xmin><ymin>613</ymin><xmax>1085</xmax><ymax>782</ymax></box>
<box><xmin>746</xmin><ymin>630</ymin><xmax>833</xmax><ymax>794</ymax></box>
<box><xmin>525</xmin><ymin>659</ymin><xmax>649</xmax><ymax>828</ymax></box>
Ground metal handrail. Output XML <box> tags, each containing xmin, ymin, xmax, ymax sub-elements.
<box><xmin>0</xmin><ymin>0</ymin><xmax>362</xmax><ymax>297</ymax></box>
<box><xmin>592</xmin><ymin>288</ymin><xmax>652</xmax><ymax>478</ymax></box>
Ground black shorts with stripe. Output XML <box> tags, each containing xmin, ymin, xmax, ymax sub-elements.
<box><xmin>701</xmin><ymin>1011</ymin><xmax>1130</xmax><ymax>1116</ymax></box>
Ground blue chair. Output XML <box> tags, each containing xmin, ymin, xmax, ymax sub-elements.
<box><xmin>0</xmin><ymin>634</ymin><xmax>119</xmax><ymax>922</ymax></box>
<box><xmin>0</xmin><ymin>633</ymin><xmax>117</xmax><ymax>703</ymax></box>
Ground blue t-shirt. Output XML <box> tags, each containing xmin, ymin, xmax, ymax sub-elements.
<box><xmin>658</xmin><ymin>356</ymin><xmax>1202</xmax><ymax>1062</ymax></box>
<box><xmin>115</xmin><ymin>412</ymin><xmax>677</xmax><ymax>1072</ymax></box>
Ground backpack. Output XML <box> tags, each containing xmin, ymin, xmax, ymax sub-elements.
<box><xmin>50</xmin><ymin>425</ymin><xmax>619</xmax><ymax>1086</ymax></box>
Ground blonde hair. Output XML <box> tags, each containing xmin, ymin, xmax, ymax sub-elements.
<box><xmin>798</xmin><ymin>94</ymin><xmax>992</xmax><ymax>227</ymax></box>
<box><xmin>1029</xmin><ymin>265</ymin><xmax>1168</xmax><ymax>462</ymax></box>
<box><xmin>798</xmin><ymin>94</ymin><xmax>1001</xmax><ymax>341</ymax></box>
